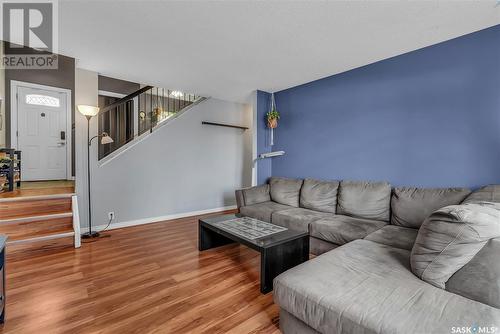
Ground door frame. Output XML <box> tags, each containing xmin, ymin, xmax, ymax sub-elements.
<box><xmin>10</xmin><ymin>80</ymin><xmax>73</xmax><ymax>180</ymax></box>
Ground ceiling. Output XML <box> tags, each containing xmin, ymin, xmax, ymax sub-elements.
<box><xmin>58</xmin><ymin>1</ymin><xmax>500</xmax><ymax>103</ymax></box>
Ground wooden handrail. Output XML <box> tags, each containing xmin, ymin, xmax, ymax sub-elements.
<box><xmin>100</xmin><ymin>85</ymin><xmax>154</xmax><ymax>113</ymax></box>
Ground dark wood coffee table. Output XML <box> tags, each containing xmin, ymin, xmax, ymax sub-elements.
<box><xmin>198</xmin><ymin>214</ymin><xmax>309</xmax><ymax>293</ymax></box>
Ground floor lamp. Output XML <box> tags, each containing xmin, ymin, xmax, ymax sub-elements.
<box><xmin>77</xmin><ymin>105</ymin><xmax>114</xmax><ymax>239</ymax></box>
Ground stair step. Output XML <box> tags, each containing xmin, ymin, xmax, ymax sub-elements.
<box><xmin>0</xmin><ymin>215</ymin><xmax>73</xmax><ymax>241</ymax></box>
<box><xmin>7</xmin><ymin>232</ymin><xmax>75</xmax><ymax>245</ymax></box>
<box><xmin>0</xmin><ymin>211</ymin><xmax>72</xmax><ymax>224</ymax></box>
<box><xmin>0</xmin><ymin>193</ymin><xmax>74</xmax><ymax>202</ymax></box>
<box><xmin>0</xmin><ymin>195</ymin><xmax>72</xmax><ymax>220</ymax></box>
<box><xmin>6</xmin><ymin>234</ymin><xmax>75</xmax><ymax>258</ymax></box>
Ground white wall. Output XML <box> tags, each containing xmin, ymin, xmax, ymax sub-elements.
<box><xmin>248</xmin><ymin>91</ymin><xmax>258</xmax><ymax>186</ymax></box>
<box><xmin>87</xmin><ymin>95</ymin><xmax>252</xmax><ymax>228</ymax></box>
<box><xmin>75</xmin><ymin>68</ymin><xmax>98</xmax><ymax>229</ymax></box>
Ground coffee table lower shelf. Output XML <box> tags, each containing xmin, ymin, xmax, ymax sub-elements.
<box><xmin>198</xmin><ymin>217</ymin><xmax>309</xmax><ymax>294</ymax></box>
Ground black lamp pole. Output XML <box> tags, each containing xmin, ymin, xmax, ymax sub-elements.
<box><xmin>77</xmin><ymin>105</ymin><xmax>113</xmax><ymax>240</ymax></box>
<box><xmin>82</xmin><ymin>115</ymin><xmax>99</xmax><ymax>239</ymax></box>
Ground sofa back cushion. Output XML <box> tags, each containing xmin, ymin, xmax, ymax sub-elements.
<box><xmin>410</xmin><ymin>202</ymin><xmax>500</xmax><ymax>289</ymax></box>
<box><xmin>242</xmin><ymin>184</ymin><xmax>270</xmax><ymax>206</ymax></box>
<box><xmin>446</xmin><ymin>237</ymin><xmax>500</xmax><ymax>308</ymax></box>
<box><xmin>337</xmin><ymin>180</ymin><xmax>391</xmax><ymax>221</ymax></box>
<box><xmin>300</xmin><ymin>179</ymin><xmax>339</xmax><ymax>213</ymax></box>
<box><xmin>270</xmin><ymin>177</ymin><xmax>303</xmax><ymax>207</ymax></box>
<box><xmin>462</xmin><ymin>185</ymin><xmax>500</xmax><ymax>204</ymax></box>
<box><xmin>391</xmin><ymin>187</ymin><xmax>471</xmax><ymax>229</ymax></box>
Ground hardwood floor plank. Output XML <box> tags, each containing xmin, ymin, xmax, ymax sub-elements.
<box><xmin>0</xmin><ymin>211</ymin><xmax>281</xmax><ymax>334</ymax></box>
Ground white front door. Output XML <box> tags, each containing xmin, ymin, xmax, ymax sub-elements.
<box><xmin>16</xmin><ymin>86</ymin><xmax>68</xmax><ymax>181</ymax></box>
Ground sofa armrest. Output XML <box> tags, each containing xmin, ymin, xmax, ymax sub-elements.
<box><xmin>235</xmin><ymin>184</ymin><xmax>271</xmax><ymax>208</ymax></box>
<box><xmin>235</xmin><ymin>189</ymin><xmax>245</xmax><ymax>209</ymax></box>
<box><xmin>446</xmin><ymin>237</ymin><xmax>500</xmax><ymax>308</ymax></box>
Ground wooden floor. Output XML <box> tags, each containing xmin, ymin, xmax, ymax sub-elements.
<box><xmin>0</xmin><ymin>211</ymin><xmax>281</xmax><ymax>334</ymax></box>
<box><xmin>0</xmin><ymin>181</ymin><xmax>75</xmax><ymax>199</ymax></box>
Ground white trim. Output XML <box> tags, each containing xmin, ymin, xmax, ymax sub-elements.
<box><xmin>0</xmin><ymin>212</ymin><xmax>72</xmax><ymax>224</ymax></box>
<box><xmin>251</xmin><ymin>91</ymin><xmax>258</xmax><ymax>186</ymax></box>
<box><xmin>97</xmin><ymin>129</ymin><xmax>150</xmax><ymax>167</ymax></box>
<box><xmin>91</xmin><ymin>205</ymin><xmax>237</xmax><ymax>233</ymax></box>
<box><xmin>98</xmin><ymin>90</ymin><xmax>126</xmax><ymax>99</ymax></box>
<box><xmin>0</xmin><ymin>193</ymin><xmax>75</xmax><ymax>203</ymax></box>
<box><xmin>72</xmin><ymin>195</ymin><xmax>81</xmax><ymax>248</ymax></box>
<box><xmin>10</xmin><ymin>80</ymin><xmax>73</xmax><ymax>180</ymax></box>
<box><xmin>7</xmin><ymin>232</ymin><xmax>75</xmax><ymax>245</ymax></box>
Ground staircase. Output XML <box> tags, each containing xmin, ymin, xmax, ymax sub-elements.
<box><xmin>0</xmin><ymin>193</ymin><xmax>81</xmax><ymax>250</ymax></box>
<box><xmin>0</xmin><ymin>87</ymin><xmax>203</xmax><ymax>252</ymax></box>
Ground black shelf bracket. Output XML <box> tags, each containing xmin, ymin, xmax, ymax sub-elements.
<box><xmin>202</xmin><ymin>121</ymin><xmax>248</xmax><ymax>130</ymax></box>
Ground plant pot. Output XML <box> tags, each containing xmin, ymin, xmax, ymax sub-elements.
<box><xmin>268</xmin><ymin>118</ymin><xmax>278</xmax><ymax>129</ymax></box>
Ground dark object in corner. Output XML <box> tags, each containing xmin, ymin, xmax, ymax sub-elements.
<box><xmin>0</xmin><ymin>149</ymin><xmax>21</xmax><ymax>192</ymax></box>
<box><xmin>0</xmin><ymin>235</ymin><xmax>6</xmax><ymax>323</ymax></box>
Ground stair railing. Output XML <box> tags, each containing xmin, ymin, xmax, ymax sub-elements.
<box><xmin>97</xmin><ymin>86</ymin><xmax>203</xmax><ymax>160</ymax></box>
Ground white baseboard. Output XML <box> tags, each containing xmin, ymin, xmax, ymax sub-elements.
<box><xmin>89</xmin><ymin>205</ymin><xmax>238</xmax><ymax>233</ymax></box>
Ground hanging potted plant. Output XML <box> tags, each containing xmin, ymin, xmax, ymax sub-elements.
<box><xmin>267</xmin><ymin>93</ymin><xmax>280</xmax><ymax>129</ymax></box>
<box><xmin>267</xmin><ymin>108</ymin><xmax>280</xmax><ymax>129</ymax></box>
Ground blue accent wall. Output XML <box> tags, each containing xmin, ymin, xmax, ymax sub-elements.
<box><xmin>257</xmin><ymin>90</ymin><xmax>273</xmax><ymax>184</ymax></box>
<box><xmin>272</xmin><ymin>25</ymin><xmax>500</xmax><ymax>189</ymax></box>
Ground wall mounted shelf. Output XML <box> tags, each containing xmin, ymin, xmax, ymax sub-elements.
<box><xmin>259</xmin><ymin>151</ymin><xmax>285</xmax><ymax>159</ymax></box>
<box><xmin>202</xmin><ymin>121</ymin><xmax>248</xmax><ymax>130</ymax></box>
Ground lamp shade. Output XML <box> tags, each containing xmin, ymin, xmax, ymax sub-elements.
<box><xmin>78</xmin><ymin>105</ymin><xmax>100</xmax><ymax>117</ymax></box>
<box><xmin>100</xmin><ymin>133</ymin><xmax>114</xmax><ymax>145</ymax></box>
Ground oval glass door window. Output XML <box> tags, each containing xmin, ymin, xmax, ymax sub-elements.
<box><xmin>25</xmin><ymin>94</ymin><xmax>60</xmax><ymax>107</ymax></box>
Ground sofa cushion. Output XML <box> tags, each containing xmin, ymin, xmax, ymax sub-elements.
<box><xmin>280</xmin><ymin>309</ymin><xmax>320</xmax><ymax>334</ymax></box>
<box><xmin>391</xmin><ymin>187</ymin><xmax>471</xmax><ymax>228</ymax></box>
<box><xmin>411</xmin><ymin>202</ymin><xmax>500</xmax><ymax>289</ymax></box>
<box><xmin>270</xmin><ymin>177</ymin><xmax>303</xmax><ymax>207</ymax></box>
<box><xmin>271</xmin><ymin>208</ymin><xmax>332</xmax><ymax>233</ymax></box>
<box><xmin>462</xmin><ymin>185</ymin><xmax>500</xmax><ymax>204</ymax></box>
<box><xmin>239</xmin><ymin>201</ymin><xmax>292</xmax><ymax>223</ymax></box>
<box><xmin>241</xmin><ymin>184</ymin><xmax>270</xmax><ymax>206</ymax></box>
<box><xmin>446</xmin><ymin>237</ymin><xmax>500</xmax><ymax>308</ymax></box>
<box><xmin>274</xmin><ymin>240</ymin><xmax>500</xmax><ymax>334</ymax></box>
<box><xmin>299</xmin><ymin>179</ymin><xmax>339</xmax><ymax>213</ymax></box>
<box><xmin>364</xmin><ymin>225</ymin><xmax>418</xmax><ymax>251</ymax></box>
<box><xmin>310</xmin><ymin>215</ymin><xmax>387</xmax><ymax>245</ymax></box>
<box><xmin>310</xmin><ymin>236</ymin><xmax>338</xmax><ymax>256</ymax></box>
<box><xmin>337</xmin><ymin>180</ymin><xmax>391</xmax><ymax>221</ymax></box>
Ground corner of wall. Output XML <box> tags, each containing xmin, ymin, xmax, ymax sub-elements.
<box><xmin>256</xmin><ymin>90</ymin><xmax>272</xmax><ymax>184</ymax></box>
<box><xmin>75</xmin><ymin>68</ymin><xmax>99</xmax><ymax>229</ymax></box>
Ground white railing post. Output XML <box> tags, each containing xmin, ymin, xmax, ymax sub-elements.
<box><xmin>72</xmin><ymin>195</ymin><xmax>81</xmax><ymax>248</ymax></box>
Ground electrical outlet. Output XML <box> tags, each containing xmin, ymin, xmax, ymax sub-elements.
<box><xmin>108</xmin><ymin>212</ymin><xmax>115</xmax><ymax>221</ymax></box>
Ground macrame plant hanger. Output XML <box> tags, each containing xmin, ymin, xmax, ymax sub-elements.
<box><xmin>270</xmin><ymin>93</ymin><xmax>276</xmax><ymax>146</ymax></box>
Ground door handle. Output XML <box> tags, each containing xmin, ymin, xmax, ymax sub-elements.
<box><xmin>57</xmin><ymin>142</ymin><xmax>66</xmax><ymax>147</ymax></box>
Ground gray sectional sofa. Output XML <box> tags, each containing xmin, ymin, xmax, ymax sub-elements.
<box><xmin>235</xmin><ymin>177</ymin><xmax>500</xmax><ymax>334</ymax></box>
